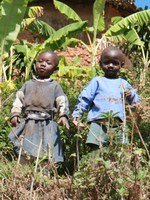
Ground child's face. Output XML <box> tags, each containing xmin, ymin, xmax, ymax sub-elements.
<box><xmin>100</xmin><ymin>48</ymin><xmax>124</xmax><ymax>78</ymax></box>
<box><xmin>35</xmin><ymin>52</ymin><xmax>58</xmax><ymax>79</ymax></box>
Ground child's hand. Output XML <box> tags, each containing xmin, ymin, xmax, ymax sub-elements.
<box><xmin>72</xmin><ymin>117</ymin><xmax>79</xmax><ymax>126</ymax></box>
<box><xmin>124</xmin><ymin>89</ymin><xmax>132</xmax><ymax>99</ymax></box>
<box><xmin>58</xmin><ymin>116</ymin><xmax>70</xmax><ymax>129</ymax></box>
<box><xmin>10</xmin><ymin>116</ymin><xmax>20</xmax><ymax>127</ymax></box>
<box><xmin>73</xmin><ymin>117</ymin><xmax>85</xmax><ymax>127</ymax></box>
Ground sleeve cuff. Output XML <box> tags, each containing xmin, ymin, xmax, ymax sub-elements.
<box><xmin>10</xmin><ymin>112</ymin><xmax>20</xmax><ymax>119</ymax></box>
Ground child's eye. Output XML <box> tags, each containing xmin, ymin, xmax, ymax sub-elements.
<box><xmin>38</xmin><ymin>59</ymin><xmax>43</xmax><ymax>63</ymax></box>
<box><xmin>102</xmin><ymin>60</ymin><xmax>121</xmax><ymax>66</ymax></box>
<box><xmin>37</xmin><ymin>59</ymin><xmax>51</xmax><ymax>65</ymax></box>
<box><xmin>102</xmin><ymin>61</ymin><xmax>110</xmax><ymax>65</ymax></box>
<box><xmin>112</xmin><ymin>61</ymin><xmax>120</xmax><ymax>66</ymax></box>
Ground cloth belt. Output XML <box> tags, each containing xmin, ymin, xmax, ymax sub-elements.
<box><xmin>25</xmin><ymin>111</ymin><xmax>52</xmax><ymax>120</ymax></box>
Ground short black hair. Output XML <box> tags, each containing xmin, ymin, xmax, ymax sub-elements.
<box><xmin>99</xmin><ymin>46</ymin><xmax>125</xmax><ymax>66</ymax></box>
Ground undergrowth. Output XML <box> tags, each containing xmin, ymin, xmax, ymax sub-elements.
<box><xmin>0</xmin><ymin>145</ymin><xmax>150</xmax><ymax>200</ymax></box>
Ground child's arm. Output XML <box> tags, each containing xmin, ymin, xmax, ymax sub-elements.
<box><xmin>72</xmin><ymin>78</ymin><xmax>98</xmax><ymax>124</ymax></box>
<box><xmin>55</xmin><ymin>84</ymin><xmax>70</xmax><ymax>129</ymax></box>
<box><xmin>10</xmin><ymin>90</ymin><xmax>24</xmax><ymax>127</ymax></box>
<box><xmin>123</xmin><ymin>81</ymin><xmax>140</xmax><ymax>104</ymax></box>
<box><xmin>57</xmin><ymin>95</ymin><xmax>70</xmax><ymax>129</ymax></box>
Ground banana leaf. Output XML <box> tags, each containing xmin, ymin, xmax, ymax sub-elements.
<box><xmin>105</xmin><ymin>10</ymin><xmax>150</xmax><ymax>46</ymax></box>
<box><xmin>20</xmin><ymin>6</ymin><xmax>44</xmax><ymax>32</ymax></box>
<box><xmin>93</xmin><ymin>0</ymin><xmax>106</xmax><ymax>33</ymax></box>
<box><xmin>27</xmin><ymin>6</ymin><xmax>43</xmax><ymax>18</ymax></box>
<box><xmin>54</xmin><ymin>0</ymin><xmax>81</xmax><ymax>21</ymax></box>
<box><xmin>28</xmin><ymin>19</ymin><xmax>56</xmax><ymax>39</ymax></box>
<box><xmin>41</xmin><ymin>21</ymin><xmax>87</xmax><ymax>51</ymax></box>
<box><xmin>0</xmin><ymin>0</ymin><xmax>28</xmax><ymax>54</ymax></box>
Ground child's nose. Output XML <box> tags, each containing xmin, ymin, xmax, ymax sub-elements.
<box><xmin>41</xmin><ymin>61</ymin><xmax>46</xmax><ymax>66</ymax></box>
<box><xmin>108</xmin><ymin>63</ymin><xmax>113</xmax><ymax>67</ymax></box>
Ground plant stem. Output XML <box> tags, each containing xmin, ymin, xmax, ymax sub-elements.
<box><xmin>8</xmin><ymin>46</ymin><xmax>13</xmax><ymax>80</ymax></box>
<box><xmin>128</xmin><ymin>106</ymin><xmax>150</xmax><ymax>160</ymax></box>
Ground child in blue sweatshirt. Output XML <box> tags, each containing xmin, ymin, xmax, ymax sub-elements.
<box><xmin>72</xmin><ymin>46</ymin><xmax>140</xmax><ymax>148</ymax></box>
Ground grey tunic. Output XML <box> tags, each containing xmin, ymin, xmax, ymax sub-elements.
<box><xmin>9</xmin><ymin>77</ymin><xmax>69</xmax><ymax>163</ymax></box>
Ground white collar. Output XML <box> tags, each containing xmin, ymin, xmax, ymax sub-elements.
<box><xmin>33</xmin><ymin>75</ymin><xmax>52</xmax><ymax>82</ymax></box>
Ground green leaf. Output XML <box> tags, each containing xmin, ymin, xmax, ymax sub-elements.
<box><xmin>21</xmin><ymin>17</ymin><xmax>36</xmax><ymax>29</ymax></box>
<box><xmin>105</xmin><ymin>10</ymin><xmax>150</xmax><ymax>46</ymax></box>
<box><xmin>61</xmin><ymin>38</ymin><xmax>81</xmax><ymax>49</ymax></box>
<box><xmin>28</xmin><ymin>19</ymin><xmax>56</xmax><ymax>39</ymax></box>
<box><xmin>27</xmin><ymin>6</ymin><xmax>43</xmax><ymax>18</ymax></box>
<box><xmin>93</xmin><ymin>0</ymin><xmax>106</xmax><ymax>34</ymax></box>
<box><xmin>69</xmin><ymin>153</ymin><xmax>76</xmax><ymax>158</ymax></box>
<box><xmin>104</xmin><ymin>160</ymin><xmax>111</xmax><ymax>169</ymax></box>
<box><xmin>133</xmin><ymin>148</ymin><xmax>145</xmax><ymax>155</ymax></box>
<box><xmin>54</xmin><ymin>0</ymin><xmax>81</xmax><ymax>21</ymax></box>
<box><xmin>124</xmin><ymin>28</ymin><xmax>144</xmax><ymax>46</ymax></box>
<box><xmin>111</xmin><ymin>16</ymin><xmax>123</xmax><ymax>24</ymax></box>
<box><xmin>0</xmin><ymin>0</ymin><xmax>28</xmax><ymax>54</ymax></box>
<box><xmin>41</xmin><ymin>21</ymin><xmax>87</xmax><ymax>50</ymax></box>
<box><xmin>117</xmin><ymin>187</ymin><xmax>128</xmax><ymax>196</ymax></box>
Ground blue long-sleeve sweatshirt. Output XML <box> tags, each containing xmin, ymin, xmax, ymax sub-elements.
<box><xmin>72</xmin><ymin>76</ymin><xmax>140</xmax><ymax>122</ymax></box>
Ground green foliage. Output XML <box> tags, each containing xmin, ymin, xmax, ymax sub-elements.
<box><xmin>28</xmin><ymin>0</ymin><xmax>88</xmax><ymax>51</ymax></box>
<box><xmin>0</xmin><ymin>80</ymin><xmax>17</xmax><ymax>159</ymax></box>
<box><xmin>93</xmin><ymin>0</ymin><xmax>105</xmax><ymax>33</ymax></box>
<box><xmin>105</xmin><ymin>10</ymin><xmax>150</xmax><ymax>46</ymax></box>
<box><xmin>13</xmin><ymin>40</ymin><xmax>40</xmax><ymax>80</ymax></box>
<box><xmin>0</xmin><ymin>54</ymin><xmax>150</xmax><ymax>199</ymax></box>
<box><xmin>0</xmin><ymin>0</ymin><xmax>29</xmax><ymax>83</ymax></box>
<box><xmin>0</xmin><ymin>0</ymin><xmax>28</xmax><ymax>54</ymax></box>
<box><xmin>54</xmin><ymin>0</ymin><xmax>81</xmax><ymax>21</ymax></box>
<box><xmin>53</xmin><ymin>0</ymin><xmax>106</xmax><ymax>66</ymax></box>
<box><xmin>73</xmin><ymin>146</ymin><xmax>150</xmax><ymax>199</ymax></box>
<box><xmin>0</xmin><ymin>0</ymin><xmax>149</xmax><ymax>198</ymax></box>
<box><xmin>41</xmin><ymin>21</ymin><xmax>87</xmax><ymax>51</ymax></box>
<box><xmin>28</xmin><ymin>20</ymin><xmax>56</xmax><ymax>39</ymax></box>
<box><xmin>21</xmin><ymin>6</ymin><xmax>43</xmax><ymax>31</ymax></box>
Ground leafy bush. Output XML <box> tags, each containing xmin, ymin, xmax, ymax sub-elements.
<box><xmin>73</xmin><ymin>146</ymin><xmax>150</xmax><ymax>200</ymax></box>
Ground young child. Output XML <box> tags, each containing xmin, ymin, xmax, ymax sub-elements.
<box><xmin>72</xmin><ymin>46</ymin><xmax>140</xmax><ymax>149</ymax></box>
<box><xmin>9</xmin><ymin>51</ymin><xmax>69</xmax><ymax>163</ymax></box>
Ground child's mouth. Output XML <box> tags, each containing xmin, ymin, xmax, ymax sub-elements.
<box><xmin>39</xmin><ymin>68</ymin><xmax>45</xmax><ymax>72</ymax></box>
<box><xmin>107</xmin><ymin>69</ymin><xmax>114</xmax><ymax>72</ymax></box>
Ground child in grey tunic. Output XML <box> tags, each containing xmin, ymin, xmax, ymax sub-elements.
<box><xmin>9</xmin><ymin>51</ymin><xmax>69</xmax><ymax>163</ymax></box>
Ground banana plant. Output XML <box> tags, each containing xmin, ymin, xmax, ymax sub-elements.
<box><xmin>21</xmin><ymin>6</ymin><xmax>44</xmax><ymax>31</ymax></box>
<box><xmin>53</xmin><ymin>0</ymin><xmax>150</xmax><ymax>72</ymax></box>
<box><xmin>0</xmin><ymin>0</ymin><xmax>28</xmax><ymax>55</ymax></box>
<box><xmin>27</xmin><ymin>1</ymin><xmax>88</xmax><ymax>51</ymax></box>
<box><xmin>28</xmin><ymin>19</ymin><xmax>87</xmax><ymax>49</ymax></box>
<box><xmin>40</xmin><ymin>21</ymin><xmax>88</xmax><ymax>51</ymax></box>
<box><xmin>0</xmin><ymin>0</ymin><xmax>29</xmax><ymax>109</ymax></box>
<box><xmin>12</xmin><ymin>41</ymin><xmax>40</xmax><ymax>80</ymax></box>
<box><xmin>0</xmin><ymin>2</ymin><xmax>44</xmax><ymax>83</ymax></box>
<box><xmin>90</xmin><ymin>0</ymin><xmax>106</xmax><ymax>65</ymax></box>
<box><xmin>0</xmin><ymin>0</ymin><xmax>28</xmax><ymax>80</ymax></box>
<box><xmin>26</xmin><ymin>0</ymin><xmax>104</xmax><ymax>66</ymax></box>
<box><xmin>53</xmin><ymin>0</ymin><xmax>106</xmax><ymax>66</ymax></box>
<box><xmin>105</xmin><ymin>10</ymin><xmax>150</xmax><ymax>46</ymax></box>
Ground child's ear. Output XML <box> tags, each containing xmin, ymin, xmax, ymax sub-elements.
<box><xmin>99</xmin><ymin>60</ymin><xmax>102</xmax><ymax>67</ymax></box>
<box><xmin>121</xmin><ymin>62</ymin><xmax>125</xmax><ymax>67</ymax></box>
<box><xmin>33</xmin><ymin>64</ymin><xmax>37</xmax><ymax>74</ymax></box>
